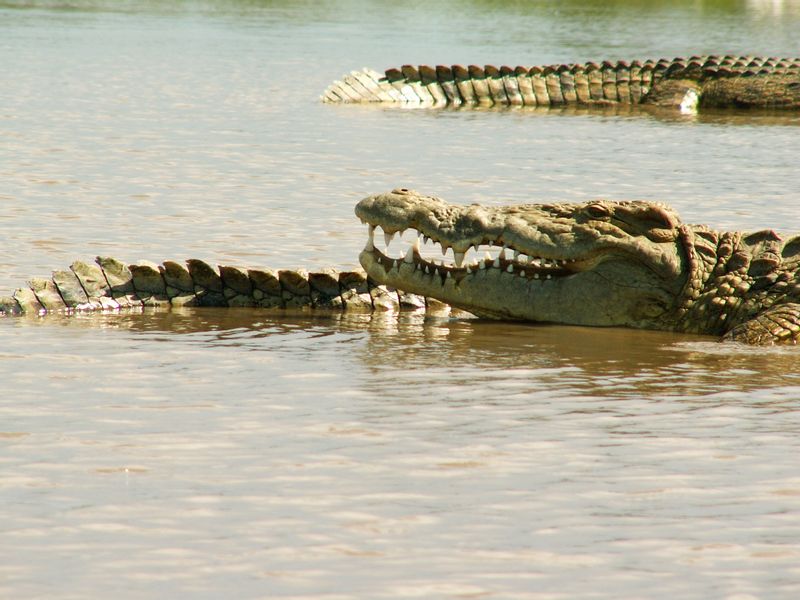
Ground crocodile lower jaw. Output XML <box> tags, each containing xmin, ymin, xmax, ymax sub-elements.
<box><xmin>358</xmin><ymin>224</ymin><xmax>589</xmax><ymax>319</ymax></box>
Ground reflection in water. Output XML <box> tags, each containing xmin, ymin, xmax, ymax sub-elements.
<box><xmin>472</xmin><ymin>103</ymin><xmax>800</xmax><ymax>127</ymax></box>
<box><xmin>343</xmin><ymin>99</ymin><xmax>800</xmax><ymax>127</ymax></box>
<box><xmin>17</xmin><ymin>306</ymin><xmax>800</xmax><ymax>400</ymax></box>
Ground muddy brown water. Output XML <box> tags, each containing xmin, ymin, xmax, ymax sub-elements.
<box><xmin>2</xmin><ymin>1</ymin><xmax>800</xmax><ymax>598</ymax></box>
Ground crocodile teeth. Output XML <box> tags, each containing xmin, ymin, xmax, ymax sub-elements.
<box><xmin>493</xmin><ymin>257</ymin><xmax>500</xmax><ymax>268</ymax></box>
<box><xmin>506</xmin><ymin>265</ymin><xmax>513</xmax><ymax>273</ymax></box>
<box><xmin>454</xmin><ymin>251</ymin><xmax>465</xmax><ymax>268</ymax></box>
<box><xmin>365</xmin><ymin>225</ymin><xmax>375</xmax><ymax>251</ymax></box>
<box><xmin>403</xmin><ymin>247</ymin><xmax>414</xmax><ymax>263</ymax></box>
<box><xmin>384</xmin><ymin>231</ymin><xmax>395</xmax><ymax>247</ymax></box>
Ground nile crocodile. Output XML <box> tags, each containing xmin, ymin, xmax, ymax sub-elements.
<box><xmin>2</xmin><ymin>190</ymin><xmax>799</xmax><ymax>345</ymax></box>
<box><xmin>356</xmin><ymin>189</ymin><xmax>800</xmax><ymax>345</ymax></box>
<box><xmin>322</xmin><ymin>55</ymin><xmax>800</xmax><ymax>112</ymax></box>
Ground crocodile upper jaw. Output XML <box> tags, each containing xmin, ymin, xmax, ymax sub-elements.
<box><xmin>356</xmin><ymin>189</ymin><xmax>688</xmax><ymax>328</ymax></box>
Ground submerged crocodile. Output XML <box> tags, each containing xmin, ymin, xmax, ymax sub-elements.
<box><xmin>322</xmin><ymin>55</ymin><xmax>800</xmax><ymax>112</ymax></box>
<box><xmin>3</xmin><ymin>190</ymin><xmax>799</xmax><ymax>345</ymax></box>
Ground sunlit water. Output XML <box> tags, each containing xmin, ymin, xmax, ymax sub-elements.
<box><xmin>2</xmin><ymin>1</ymin><xmax>800</xmax><ymax>598</ymax></box>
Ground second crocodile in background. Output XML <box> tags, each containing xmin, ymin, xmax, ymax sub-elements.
<box><xmin>323</xmin><ymin>55</ymin><xmax>800</xmax><ymax>112</ymax></box>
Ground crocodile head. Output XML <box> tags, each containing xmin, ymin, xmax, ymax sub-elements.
<box><xmin>356</xmin><ymin>188</ymin><xmax>690</xmax><ymax>329</ymax></box>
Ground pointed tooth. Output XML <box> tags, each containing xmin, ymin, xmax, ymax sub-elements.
<box><xmin>534</xmin><ymin>273</ymin><xmax>539</xmax><ymax>279</ymax></box>
<box><xmin>506</xmin><ymin>264</ymin><xmax>513</xmax><ymax>273</ymax></box>
<box><xmin>493</xmin><ymin>257</ymin><xmax>500</xmax><ymax>268</ymax></box>
<box><xmin>412</xmin><ymin>236</ymin><xmax>421</xmax><ymax>252</ymax></box>
<box><xmin>479</xmin><ymin>261</ymin><xmax>486</xmax><ymax>270</ymax></box>
<box><xmin>454</xmin><ymin>251</ymin><xmax>465</xmax><ymax>267</ymax></box>
<box><xmin>484</xmin><ymin>251</ymin><xmax>492</xmax><ymax>262</ymax></box>
<box><xmin>404</xmin><ymin>246</ymin><xmax>414</xmax><ymax>263</ymax></box>
<box><xmin>446</xmin><ymin>271</ymin><xmax>451</xmax><ymax>279</ymax></box>
<box><xmin>384</xmin><ymin>231</ymin><xmax>395</xmax><ymax>246</ymax></box>
<box><xmin>392</xmin><ymin>259</ymin><xmax>399</xmax><ymax>269</ymax></box>
<box><xmin>365</xmin><ymin>225</ymin><xmax>375</xmax><ymax>251</ymax></box>
<box><xmin>520</xmin><ymin>270</ymin><xmax>526</xmax><ymax>277</ymax></box>
<box><xmin>546</xmin><ymin>274</ymin><xmax>552</xmax><ymax>280</ymax></box>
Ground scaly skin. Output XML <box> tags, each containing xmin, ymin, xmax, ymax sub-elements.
<box><xmin>356</xmin><ymin>189</ymin><xmax>800</xmax><ymax>345</ymax></box>
<box><xmin>4</xmin><ymin>191</ymin><xmax>799</xmax><ymax>345</ymax></box>
<box><xmin>0</xmin><ymin>257</ymin><xmax>440</xmax><ymax>317</ymax></box>
<box><xmin>323</xmin><ymin>55</ymin><xmax>800</xmax><ymax>112</ymax></box>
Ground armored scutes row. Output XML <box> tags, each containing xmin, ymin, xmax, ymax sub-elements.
<box><xmin>322</xmin><ymin>55</ymin><xmax>800</xmax><ymax>111</ymax></box>
<box><xmin>0</xmin><ymin>256</ymin><xmax>445</xmax><ymax>317</ymax></box>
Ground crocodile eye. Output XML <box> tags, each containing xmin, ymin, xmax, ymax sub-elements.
<box><xmin>585</xmin><ymin>203</ymin><xmax>611</xmax><ymax>219</ymax></box>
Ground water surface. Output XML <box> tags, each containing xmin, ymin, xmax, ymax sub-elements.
<box><xmin>2</xmin><ymin>1</ymin><xmax>800</xmax><ymax>598</ymax></box>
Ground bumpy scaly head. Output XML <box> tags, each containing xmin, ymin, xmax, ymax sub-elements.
<box><xmin>356</xmin><ymin>188</ymin><xmax>689</xmax><ymax>328</ymax></box>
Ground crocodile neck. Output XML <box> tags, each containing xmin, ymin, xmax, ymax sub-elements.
<box><xmin>676</xmin><ymin>225</ymin><xmax>798</xmax><ymax>336</ymax></box>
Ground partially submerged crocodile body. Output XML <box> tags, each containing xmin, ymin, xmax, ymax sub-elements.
<box><xmin>3</xmin><ymin>190</ymin><xmax>799</xmax><ymax>345</ymax></box>
<box><xmin>322</xmin><ymin>55</ymin><xmax>800</xmax><ymax>112</ymax></box>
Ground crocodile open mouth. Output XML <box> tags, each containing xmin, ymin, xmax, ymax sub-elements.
<box><xmin>362</xmin><ymin>223</ymin><xmax>582</xmax><ymax>285</ymax></box>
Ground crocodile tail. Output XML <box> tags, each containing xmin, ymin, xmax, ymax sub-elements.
<box><xmin>321</xmin><ymin>59</ymin><xmax>677</xmax><ymax>106</ymax></box>
<box><xmin>321</xmin><ymin>56</ymin><xmax>800</xmax><ymax>107</ymax></box>
<box><xmin>0</xmin><ymin>258</ymin><xmax>447</xmax><ymax>317</ymax></box>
